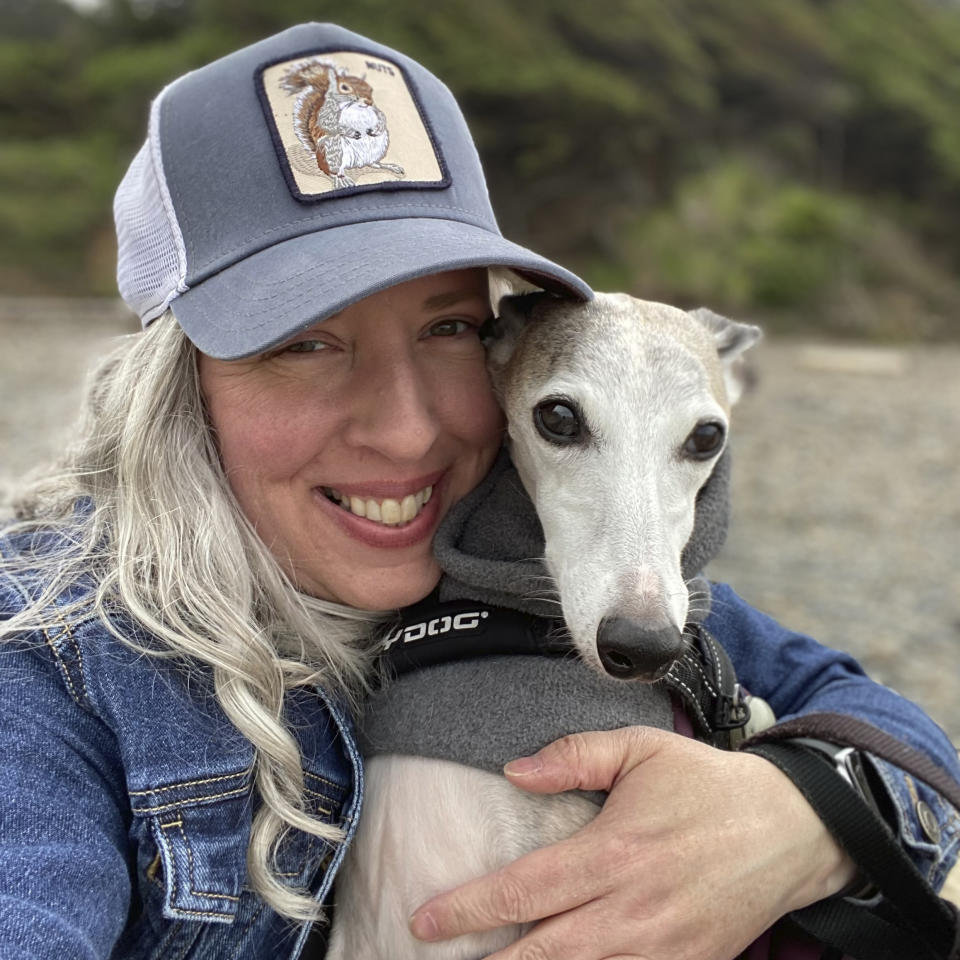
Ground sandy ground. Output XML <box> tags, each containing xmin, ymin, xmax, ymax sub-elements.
<box><xmin>709</xmin><ymin>339</ymin><xmax>960</xmax><ymax>747</ymax></box>
<box><xmin>1</xmin><ymin>298</ymin><xmax>958</xmax><ymax>904</ymax></box>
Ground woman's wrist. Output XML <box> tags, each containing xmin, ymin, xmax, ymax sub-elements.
<box><xmin>741</xmin><ymin>750</ymin><xmax>858</xmax><ymax>912</ymax></box>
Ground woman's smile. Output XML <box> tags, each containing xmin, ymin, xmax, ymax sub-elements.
<box><xmin>311</xmin><ymin>470</ymin><xmax>445</xmax><ymax>548</ymax></box>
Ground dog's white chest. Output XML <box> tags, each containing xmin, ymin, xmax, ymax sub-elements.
<box><xmin>325</xmin><ymin>755</ymin><xmax>599</xmax><ymax>959</ymax></box>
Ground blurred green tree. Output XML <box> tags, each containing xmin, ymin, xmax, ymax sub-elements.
<box><xmin>0</xmin><ymin>0</ymin><xmax>957</xmax><ymax>335</ymax></box>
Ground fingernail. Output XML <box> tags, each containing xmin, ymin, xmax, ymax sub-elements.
<box><xmin>504</xmin><ymin>755</ymin><xmax>542</xmax><ymax>776</ymax></box>
<box><xmin>409</xmin><ymin>909</ymin><xmax>439</xmax><ymax>940</ymax></box>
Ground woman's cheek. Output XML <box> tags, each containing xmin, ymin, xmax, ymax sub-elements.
<box><xmin>443</xmin><ymin>355</ymin><xmax>505</xmax><ymax>436</ymax></box>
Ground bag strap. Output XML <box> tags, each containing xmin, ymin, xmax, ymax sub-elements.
<box><xmin>745</xmin><ymin>739</ymin><xmax>960</xmax><ymax>960</ymax></box>
<box><xmin>743</xmin><ymin>712</ymin><xmax>960</xmax><ymax>811</ymax></box>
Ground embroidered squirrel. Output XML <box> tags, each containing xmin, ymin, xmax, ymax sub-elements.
<box><xmin>280</xmin><ymin>58</ymin><xmax>405</xmax><ymax>188</ymax></box>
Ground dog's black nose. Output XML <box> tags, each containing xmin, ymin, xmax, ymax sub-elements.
<box><xmin>596</xmin><ymin>618</ymin><xmax>683</xmax><ymax>681</ymax></box>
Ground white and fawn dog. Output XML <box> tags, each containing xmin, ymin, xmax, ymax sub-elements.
<box><xmin>326</xmin><ymin>293</ymin><xmax>761</xmax><ymax>959</ymax></box>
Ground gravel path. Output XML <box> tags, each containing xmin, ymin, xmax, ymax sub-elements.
<box><xmin>709</xmin><ymin>339</ymin><xmax>960</xmax><ymax>747</ymax></box>
<box><xmin>2</xmin><ymin>300</ymin><xmax>958</xmax><ymax>903</ymax></box>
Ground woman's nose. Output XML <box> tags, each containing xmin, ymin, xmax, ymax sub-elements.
<box><xmin>343</xmin><ymin>349</ymin><xmax>440</xmax><ymax>462</ymax></box>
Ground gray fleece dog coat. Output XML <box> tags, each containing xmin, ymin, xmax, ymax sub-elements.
<box><xmin>357</xmin><ymin>446</ymin><xmax>731</xmax><ymax>772</ymax></box>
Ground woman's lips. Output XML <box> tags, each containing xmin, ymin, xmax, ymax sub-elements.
<box><xmin>311</xmin><ymin>473</ymin><xmax>445</xmax><ymax>549</ymax></box>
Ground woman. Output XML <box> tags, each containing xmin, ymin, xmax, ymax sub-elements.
<box><xmin>0</xmin><ymin>22</ymin><xmax>957</xmax><ymax>960</ymax></box>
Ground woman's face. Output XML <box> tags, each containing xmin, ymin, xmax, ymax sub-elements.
<box><xmin>199</xmin><ymin>268</ymin><xmax>504</xmax><ymax>609</ymax></box>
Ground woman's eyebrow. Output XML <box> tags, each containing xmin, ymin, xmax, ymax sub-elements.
<box><xmin>422</xmin><ymin>290</ymin><xmax>487</xmax><ymax>310</ymax></box>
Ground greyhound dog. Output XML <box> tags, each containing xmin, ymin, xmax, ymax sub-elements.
<box><xmin>325</xmin><ymin>292</ymin><xmax>761</xmax><ymax>959</ymax></box>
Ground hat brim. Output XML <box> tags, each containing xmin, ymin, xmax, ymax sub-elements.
<box><xmin>170</xmin><ymin>218</ymin><xmax>592</xmax><ymax>359</ymax></box>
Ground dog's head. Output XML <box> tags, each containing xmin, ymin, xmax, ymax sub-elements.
<box><xmin>485</xmin><ymin>293</ymin><xmax>760</xmax><ymax>681</ymax></box>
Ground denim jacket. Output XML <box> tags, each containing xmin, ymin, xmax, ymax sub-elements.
<box><xmin>1</xmin><ymin>531</ymin><xmax>958</xmax><ymax>960</ymax></box>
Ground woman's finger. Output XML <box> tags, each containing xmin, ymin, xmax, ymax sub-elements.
<box><xmin>409</xmin><ymin>828</ymin><xmax>612</xmax><ymax>941</ymax></box>
<box><xmin>480</xmin><ymin>906</ymin><xmax>614</xmax><ymax>960</ymax></box>
<box><xmin>480</xmin><ymin>877</ymin><xmax>758</xmax><ymax>960</ymax></box>
<box><xmin>503</xmin><ymin>726</ymin><xmax>668</xmax><ymax>795</ymax></box>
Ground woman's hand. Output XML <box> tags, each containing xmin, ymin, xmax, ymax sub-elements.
<box><xmin>409</xmin><ymin>726</ymin><xmax>856</xmax><ymax>960</ymax></box>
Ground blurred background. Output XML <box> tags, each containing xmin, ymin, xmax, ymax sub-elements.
<box><xmin>3</xmin><ymin>0</ymin><xmax>960</xmax><ymax>336</ymax></box>
<box><xmin>1</xmin><ymin>1</ymin><xmax>958</xmax><ymax>754</ymax></box>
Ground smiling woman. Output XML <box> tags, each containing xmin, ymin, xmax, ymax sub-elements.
<box><xmin>200</xmin><ymin>270</ymin><xmax>504</xmax><ymax>609</ymax></box>
<box><xmin>0</xmin><ymin>19</ymin><xmax>958</xmax><ymax>960</ymax></box>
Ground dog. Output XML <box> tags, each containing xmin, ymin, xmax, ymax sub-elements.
<box><xmin>325</xmin><ymin>293</ymin><xmax>761</xmax><ymax>959</ymax></box>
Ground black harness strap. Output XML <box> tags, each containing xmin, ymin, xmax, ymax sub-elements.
<box><xmin>377</xmin><ymin>599</ymin><xmax>572</xmax><ymax>678</ymax></box>
<box><xmin>377</xmin><ymin>599</ymin><xmax>749</xmax><ymax>749</ymax></box>
<box><xmin>663</xmin><ymin>622</ymin><xmax>750</xmax><ymax>750</ymax></box>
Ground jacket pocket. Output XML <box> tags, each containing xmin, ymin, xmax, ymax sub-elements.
<box><xmin>130</xmin><ymin>766</ymin><xmax>253</xmax><ymax>924</ymax></box>
<box><xmin>272</xmin><ymin>770</ymin><xmax>348</xmax><ymax>886</ymax></box>
<box><xmin>128</xmin><ymin>765</ymin><xmax>347</xmax><ymax>924</ymax></box>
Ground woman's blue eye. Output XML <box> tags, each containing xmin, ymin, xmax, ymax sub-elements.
<box><xmin>429</xmin><ymin>319</ymin><xmax>473</xmax><ymax>337</ymax></box>
<box><xmin>283</xmin><ymin>340</ymin><xmax>328</xmax><ymax>353</ymax></box>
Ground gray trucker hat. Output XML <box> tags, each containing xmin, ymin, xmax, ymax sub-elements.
<box><xmin>114</xmin><ymin>23</ymin><xmax>592</xmax><ymax>359</ymax></box>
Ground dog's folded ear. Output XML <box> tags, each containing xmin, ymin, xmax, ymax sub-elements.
<box><xmin>689</xmin><ymin>307</ymin><xmax>762</xmax><ymax>405</ymax></box>
<box><xmin>484</xmin><ymin>291</ymin><xmax>556</xmax><ymax>391</ymax></box>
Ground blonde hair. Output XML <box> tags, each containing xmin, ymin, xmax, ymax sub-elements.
<box><xmin>1</xmin><ymin>312</ymin><xmax>380</xmax><ymax>921</ymax></box>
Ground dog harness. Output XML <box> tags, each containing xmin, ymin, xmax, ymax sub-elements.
<box><xmin>370</xmin><ymin>597</ymin><xmax>750</xmax><ymax>748</ymax></box>
<box><xmin>358</xmin><ymin>446</ymin><xmax>750</xmax><ymax>771</ymax></box>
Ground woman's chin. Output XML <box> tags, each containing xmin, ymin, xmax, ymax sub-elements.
<box><xmin>299</xmin><ymin>559</ymin><xmax>442</xmax><ymax>612</ymax></box>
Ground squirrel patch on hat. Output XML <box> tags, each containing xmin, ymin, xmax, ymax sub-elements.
<box><xmin>259</xmin><ymin>51</ymin><xmax>446</xmax><ymax>200</ymax></box>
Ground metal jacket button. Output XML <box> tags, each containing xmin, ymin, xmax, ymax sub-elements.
<box><xmin>916</xmin><ymin>799</ymin><xmax>941</xmax><ymax>843</ymax></box>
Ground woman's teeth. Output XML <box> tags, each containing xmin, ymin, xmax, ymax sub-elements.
<box><xmin>323</xmin><ymin>485</ymin><xmax>433</xmax><ymax>526</ymax></box>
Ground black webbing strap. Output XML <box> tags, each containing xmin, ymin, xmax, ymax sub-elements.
<box><xmin>663</xmin><ymin>622</ymin><xmax>749</xmax><ymax>750</ymax></box>
<box><xmin>745</xmin><ymin>740</ymin><xmax>960</xmax><ymax>960</ymax></box>
<box><xmin>376</xmin><ymin>599</ymin><xmax>573</xmax><ymax>682</ymax></box>
<box><xmin>744</xmin><ymin>713</ymin><xmax>960</xmax><ymax>811</ymax></box>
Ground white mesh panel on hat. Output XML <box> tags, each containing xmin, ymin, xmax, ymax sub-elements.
<box><xmin>114</xmin><ymin>94</ymin><xmax>188</xmax><ymax>325</ymax></box>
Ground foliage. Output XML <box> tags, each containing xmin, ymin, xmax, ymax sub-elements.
<box><xmin>1</xmin><ymin>0</ymin><xmax>958</xmax><ymax>336</ymax></box>
<box><xmin>620</xmin><ymin>158</ymin><xmax>960</xmax><ymax>338</ymax></box>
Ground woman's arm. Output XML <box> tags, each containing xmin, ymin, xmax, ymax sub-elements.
<box><xmin>408</xmin><ymin>588</ymin><xmax>959</xmax><ymax>960</ymax></box>
<box><xmin>0</xmin><ymin>641</ymin><xmax>131</xmax><ymax>960</ymax></box>
<box><xmin>707</xmin><ymin>580</ymin><xmax>960</xmax><ymax>891</ymax></box>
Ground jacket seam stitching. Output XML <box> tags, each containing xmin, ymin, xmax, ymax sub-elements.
<box><xmin>157</xmin><ymin>814</ymin><xmax>237</xmax><ymax>918</ymax></box>
<box><xmin>133</xmin><ymin>784</ymin><xmax>249</xmax><ymax>815</ymax></box>
<box><xmin>303</xmin><ymin>770</ymin><xmax>344</xmax><ymax>792</ymax></box>
<box><xmin>302</xmin><ymin>786</ymin><xmax>334</xmax><ymax>813</ymax></box>
<box><xmin>154</xmin><ymin>904</ymin><xmax>196</xmax><ymax>957</ymax></box>
<box><xmin>41</xmin><ymin>622</ymin><xmax>82</xmax><ymax>705</ymax></box>
<box><xmin>167</xmin><ymin>817</ymin><xmax>241</xmax><ymax>903</ymax></box>
<box><xmin>128</xmin><ymin>767</ymin><xmax>253</xmax><ymax>796</ymax></box>
<box><xmin>226</xmin><ymin>901</ymin><xmax>268</xmax><ymax>960</ymax></box>
<box><xmin>168</xmin><ymin>906</ymin><xmax>236</xmax><ymax>919</ymax></box>
<box><xmin>53</xmin><ymin>605</ymin><xmax>90</xmax><ymax>704</ymax></box>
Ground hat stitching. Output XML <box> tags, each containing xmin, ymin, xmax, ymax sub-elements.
<box><xmin>187</xmin><ymin>231</ymin><xmax>552</xmax><ymax>317</ymax></box>
<box><xmin>255</xmin><ymin>45</ymin><xmax>451</xmax><ymax>206</ymax></box>
<box><xmin>189</xmin><ymin>203</ymin><xmax>499</xmax><ymax>277</ymax></box>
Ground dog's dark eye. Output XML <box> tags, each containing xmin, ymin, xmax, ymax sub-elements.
<box><xmin>684</xmin><ymin>421</ymin><xmax>725</xmax><ymax>459</ymax></box>
<box><xmin>534</xmin><ymin>400</ymin><xmax>582</xmax><ymax>445</ymax></box>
